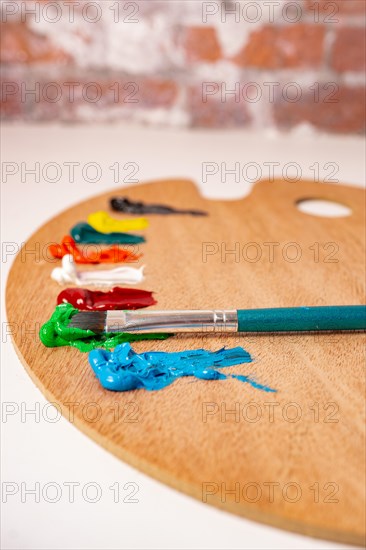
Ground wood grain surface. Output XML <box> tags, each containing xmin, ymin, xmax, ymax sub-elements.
<box><xmin>6</xmin><ymin>179</ymin><xmax>366</xmax><ymax>546</ymax></box>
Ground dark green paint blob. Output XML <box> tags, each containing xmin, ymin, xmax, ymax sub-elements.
<box><xmin>71</xmin><ymin>222</ymin><xmax>145</xmax><ymax>245</ymax></box>
<box><xmin>39</xmin><ymin>303</ymin><xmax>171</xmax><ymax>352</ymax></box>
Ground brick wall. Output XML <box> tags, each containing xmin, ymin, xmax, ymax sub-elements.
<box><xmin>1</xmin><ymin>0</ymin><xmax>365</xmax><ymax>134</ymax></box>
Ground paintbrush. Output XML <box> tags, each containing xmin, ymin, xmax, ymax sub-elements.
<box><xmin>68</xmin><ymin>305</ymin><xmax>366</xmax><ymax>334</ymax></box>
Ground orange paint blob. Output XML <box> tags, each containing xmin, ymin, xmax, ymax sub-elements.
<box><xmin>49</xmin><ymin>235</ymin><xmax>141</xmax><ymax>264</ymax></box>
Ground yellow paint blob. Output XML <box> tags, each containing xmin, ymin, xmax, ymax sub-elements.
<box><xmin>87</xmin><ymin>211</ymin><xmax>148</xmax><ymax>234</ymax></box>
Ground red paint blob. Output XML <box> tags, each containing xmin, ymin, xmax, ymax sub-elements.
<box><xmin>49</xmin><ymin>235</ymin><xmax>141</xmax><ymax>264</ymax></box>
<box><xmin>57</xmin><ymin>287</ymin><xmax>157</xmax><ymax>311</ymax></box>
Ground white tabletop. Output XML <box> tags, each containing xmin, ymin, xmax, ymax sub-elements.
<box><xmin>1</xmin><ymin>123</ymin><xmax>365</xmax><ymax>550</ymax></box>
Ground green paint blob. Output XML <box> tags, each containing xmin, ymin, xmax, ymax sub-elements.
<box><xmin>71</xmin><ymin>222</ymin><xmax>145</xmax><ymax>245</ymax></box>
<box><xmin>39</xmin><ymin>303</ymin><xmax>171</xmax><ymax>352</ymax></box>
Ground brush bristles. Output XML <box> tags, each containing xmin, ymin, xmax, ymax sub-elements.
<box><xmin>68</xmin><ymin>311</ymin><xmax>107</xmax><ymax>334</ymax></box>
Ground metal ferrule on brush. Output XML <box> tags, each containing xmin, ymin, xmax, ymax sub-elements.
<box><xmin>106</xmin><ymin>310</ymin><xmax>238</xmax><ymax>333</ymax></box>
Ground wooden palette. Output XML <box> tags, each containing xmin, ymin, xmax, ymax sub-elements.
<box><xmin>6</xmin><ymin>179</ymin><xmax>365</xmax><ymax>546</ymax></box>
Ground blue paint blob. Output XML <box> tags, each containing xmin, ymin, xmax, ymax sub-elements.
<box><xmin>71</xmin><ymin>222</ymin><xmax>145</xmax><ymax>245</ymax></box>
<box><xmin>88</xmin><ymin>344</ymin><xmax>276</xmax><ymax>393</ymax></box>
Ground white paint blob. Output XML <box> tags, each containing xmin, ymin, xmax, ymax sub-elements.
<box><xmin>51</xmin><ymin>255</ymin><xmax>145</xmax><ymax>286</ymax></box>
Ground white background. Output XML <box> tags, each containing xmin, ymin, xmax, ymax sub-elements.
<box><xmin>1</xmin><ymin>123</ymin><xmax>365</xmax><ymax>549</ymax></box>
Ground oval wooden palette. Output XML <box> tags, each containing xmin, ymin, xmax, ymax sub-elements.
<box><xmin>6</xmin><ymin>179</ymin><xmax>365</xmax><ymax>546</ymax></box>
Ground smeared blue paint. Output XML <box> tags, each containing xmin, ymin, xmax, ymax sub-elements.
<box><xmin>232</xmin><ymin>374</ymin><xmax>277</xmax><ymax>393</ymax></box>
<box><xmin>70</xmin><ymin>222</ymin><xmax>145</xmax><ymax>245</ymax></box>
<box><xmin>88</xmin><ymin>343</ymin><xmax>276</xmax><ymax>393</ymax></box>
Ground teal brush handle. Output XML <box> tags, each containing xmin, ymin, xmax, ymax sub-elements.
<box><xmin>237</xmin><ymin>305</ymin><xmax>366</xmax><ymax>332</ymax></box>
